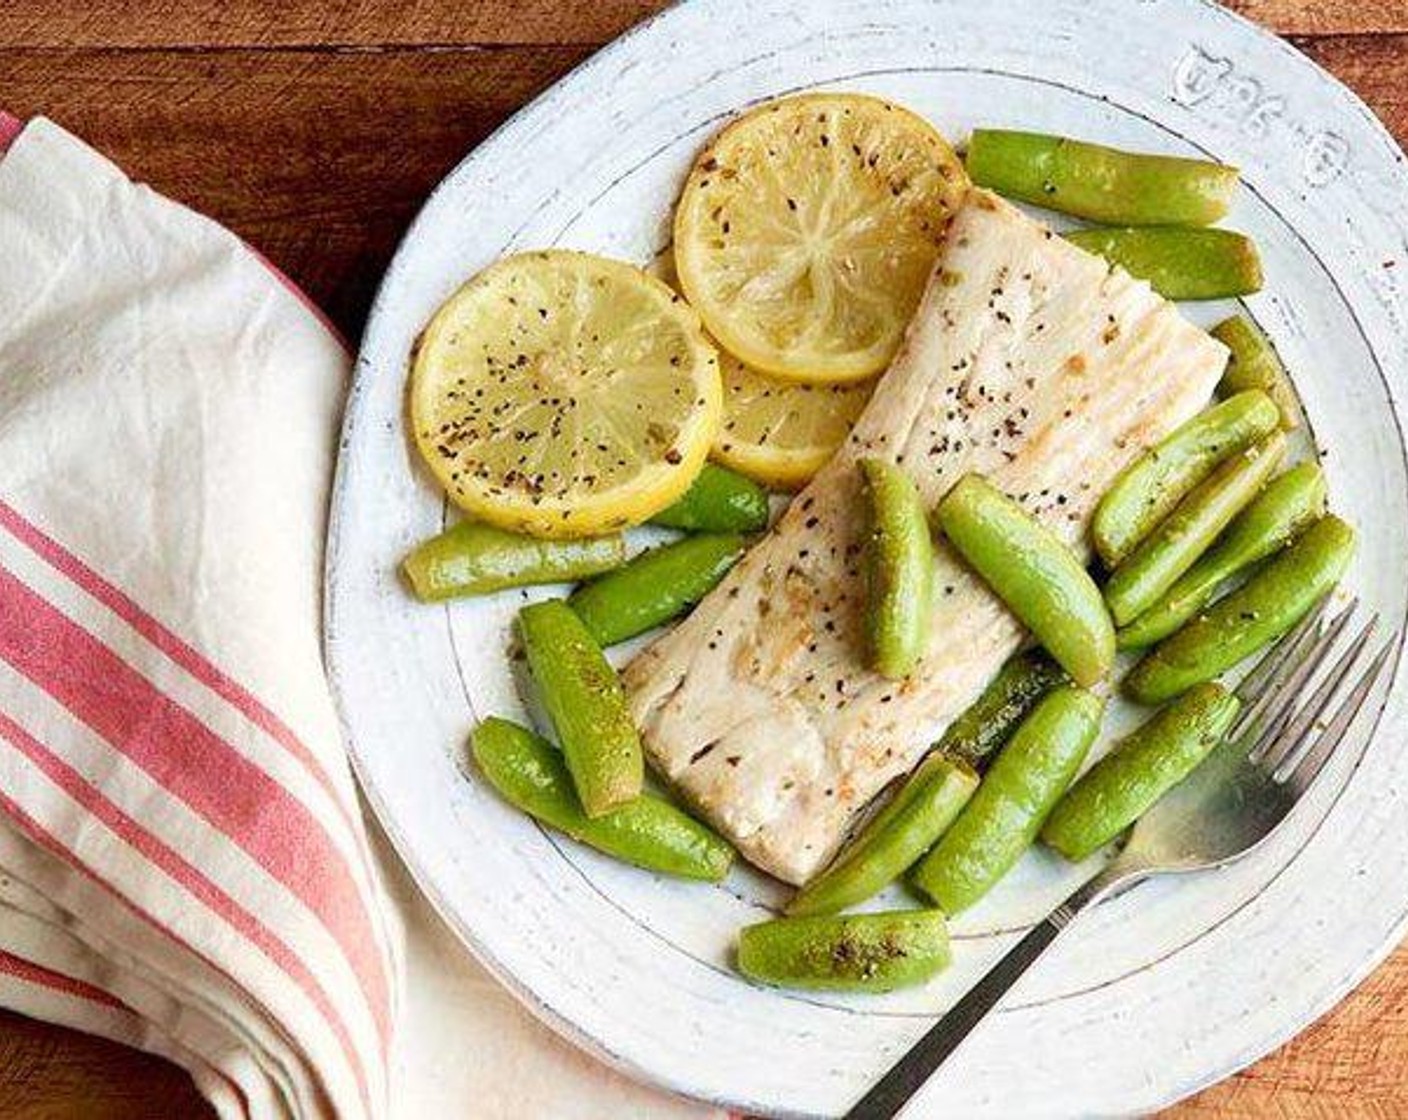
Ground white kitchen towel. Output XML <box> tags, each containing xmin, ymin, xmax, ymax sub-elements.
<box><xmin>0</xmin><ymin>115</ymin><xmax>718</xmax><ymax>1120</ymax></box>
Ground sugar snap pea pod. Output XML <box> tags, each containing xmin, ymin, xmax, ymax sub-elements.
<box><xmin>966</xmin><ymin>130</ymin><xmax>1238</xmax><ymax>227</ymax></box>
<box><xmin>1105</xmin><ymin>431</ymin><xmax>1287</xmax><ymax>626</ymax></box>
<box><xmin>402</xmin><ymin>521</ymin><xmax>625</xmax><ymax>602</ymax></box>
<box><xmin>861</xmin><ymin>459</ymin><xmax>936</xmax><ymax>679</ymax></box>
<box><xmin>911</xmin><ymin>687</ymin><xmax>1104</xmax><ymax>914</ymax></box>
<box><xmin>1212</xmin><ymin>315</ymin><xmax>1300</xmax><ymax>430</ymax></box>
<box><xmin>567</xmin><ymin>533</ymin><xmax>745</xmax><ymax>647</ymax></box>
<box><xmin>1093</xmin><ymin>390</ymin><xmax>1280</xmax><ymax>567</ymax></box>
<box><xmin>737</xmin><ymin>910</ymin><xmax>950</xmax><ymax>992</ymax></box>
<box><xmin>1042</xmin><ymin>683</ymin><xmax>1240</xmax><ymax>861</ymax></box>
<box><xmin>1125</xmin><ymin>515</ymin><xmax>1356</xmax><ymax>705</ymax></box>
<box><xmin>935</xmin><ymin>651</ymin><xmax>1068</xmax><ymax>768</ymax></box>
<box><xmin>786</xmin><ymin>755</ymin><xmax>977</xmax><ymax>917</ymax></box>
<box><xmin>471</xmin><ymin>718</ymin><xmax>733</xmax><ymax>880</ymax></box>
<box><xmin>937</xmin><ymin>475</ymin><xmax>1114</xmax><ymax>687</ymax></box>
<box><xmin>517</xmin><ymin>599</ymin><xmax>643</xmax><ymax>816</ymax></box>
<box><xmin>1064</xmin><ymin>227</ymin><xmax>1263</xmax><ymax>300</ymax></box>
<box><xmin>1118</xmin><ymin>462</ymin><xmax>1327</xmax><ymax>649</ymax></box>
<box><xmin>649</xmin><ymin>463</ymin><xmax>769</xmax><ymax>533</ymax></box>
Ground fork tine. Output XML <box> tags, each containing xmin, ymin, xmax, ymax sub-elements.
<box><xmin>1247</xmin><ymin>605</ymin><xmax>1362</xmax><ymax>763</ymax></box>
<box><xmin>1233</xmin><ymin>596</ymin><xmax>1332</xmax><ymax>711</ymax></box>
<box><xmin>1224</xmin><ymin>601</ymin><xmax>1330</xmax><ymax>746</ymax></box>
<box><xmin>1233</xmin><ymin>600</ymin><xmax>1354</xmax><ymax>752</ymax></box>
<box><xmin>1258</xmin><ymin>615</ymin><xmax>1377</xmax><ymax>774</ymax></box>
<box><xmin>1276</xmin><ymin>638</ymin><xmax>1394</xmax><ymax>792</ymax></box>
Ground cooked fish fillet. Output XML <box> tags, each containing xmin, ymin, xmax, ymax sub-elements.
<box><xmin>625</xmin><ymin>190</ymin><xmax>1228</xmax><ymax>884</ymax></box>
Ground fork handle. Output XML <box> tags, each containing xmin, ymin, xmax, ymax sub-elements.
<box><xmin>844</xmin><ymin>875</ymin><xmax>1117</xmax><ymax>1120</ymax></box>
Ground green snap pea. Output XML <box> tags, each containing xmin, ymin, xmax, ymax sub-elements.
<box><xmin>1041</xmin><ymin>683</ymin><xmax>1240</xmax><ymax>861</ymax></box>
<box><xmin>786</xmin><ymin>755</ymin><xmax>977</xmax><ymax>917</ymax></box>
<box><xmin>1064</xmin><ymin>227</ymin><xmax>1263</xmax><ymax>300</ymax></box>
<box><xmin>567</xmin><ymin>533</ymin><xmax>745</xmax><ymax>647</ymax></box>
<box><xmin>1125</xmin><ymin>515</ymin><xmax>1356</xmax><ymax>705</ymax></box>
<box><xmin>935</xmin><ymin>651</ymin><xmax>1068</xmax><ymax>768</ymax></box>
<box><xmin>911</xmin><ymin>687</ymin><xmax>1105</xmax><ymax>914</ymax></box>
<box><xmin>937</xmin><ymin>475</ymin><xmax>1114</xmax><ymax>687</ymax></box>
<box><xmin>1213</xmin><ymin>316</ymin><xmax>1300</xmax><ymax>430</ymax></box>
<box><xmin>402</xmin><ymin>521</ymin><xmax>625</xmax><ymax>602</ymax></box>
<box><xmin>737</xmin><ymin>910</ymin><xmax>950</xmax><ymax>992</ymax></box>
<box><xmin>966</xmin><ymin>130</ymin><xmax>1238</xmax><ymax>227</ymax></box>
<box><xmin>471</xmin><ymin>718</ymin><xmax>733</xmax><ymax>880</ymax></box>
<box><xmin>861</xmin><ymin>459</ymin><xmax>936</xmax><ymax>679</ymax></box>
<box><xmin>1105</xmin><ymin>432</ymin><xmax>1287</xmax><ymax>626</ymax></box>
<box><xmin>517</xmin><ymin>599</ymin><xmax>643</xmax><ymax>817</ymax></box>
<box><xmin>650</xmin><ymin>463</ymin><xmax>769</xmax><ymax>533</ymax></box>
<box><xmin>1093</xmin><ymin>390</ymin><xmax>1281</xmax><ymax>567</ymax></box>
<box><xmin>1117</xmin><ymin>462</ymin><xmax>1327</xmax><ymax>650</ymax></box>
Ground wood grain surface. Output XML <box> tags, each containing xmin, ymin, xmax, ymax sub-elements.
<box><xmin>0</xmin><ymin>1</ymin><xmax>1404</xmax><ymax>1116</ymax></box>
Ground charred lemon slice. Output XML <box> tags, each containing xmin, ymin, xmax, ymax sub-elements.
<box><xmin>674</xmin><ymin>93</ymin><xmax>968</xmax><ymax>384</ymax></box>
<box><xmin>715</xmin><ymin>352</ymin><xmax>872</xmax><ymax>489</ymax></box>
<box><xmin>411</xmin><ymin>251</ymin><xmax>721</xmax><ymax>538</ymax></box>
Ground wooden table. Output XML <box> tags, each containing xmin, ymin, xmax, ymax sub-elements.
<box><xmin>0</xmin><ymin>1</ymin><xmax>1405</xmax><ymax>1115</ymax></box>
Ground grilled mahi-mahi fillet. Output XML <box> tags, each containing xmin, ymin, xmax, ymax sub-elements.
<box><xmin>625</xmin><ymin>190</ymin><xmax>1228</xmax><ymax>884</ymax></box>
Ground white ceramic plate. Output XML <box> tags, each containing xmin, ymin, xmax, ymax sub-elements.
<box><xmin>325</xmin><ymin>1</ymin><xmax>1408</xmax><ymax>1115</ymax></box>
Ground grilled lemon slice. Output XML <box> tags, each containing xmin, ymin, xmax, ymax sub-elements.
<box><xmin>674</xmin><ymin>93</ymin><xmax>968</xmax><ymax>384</ymax></box>
<box><xmin>715</xmin><ymin>353</ymin><xmax>872</xmax><ymax>489</ymax></box>
<box><xmin>410</xmin><ymin>250</ymin><xmax>721</xmax><ymax>538</ymax></box>
<box><xmin>649</xmin><ymin>249</ymin><xmax>870</xmax><ymax>490</ymax></box>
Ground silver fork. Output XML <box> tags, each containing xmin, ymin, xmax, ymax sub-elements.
<box><xmin>845</xmin><ymin>600</ymin><xmax>1396</xmax><ymax>1120</ymax></box>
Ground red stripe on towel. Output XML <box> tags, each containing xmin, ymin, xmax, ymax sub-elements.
<box><xmin>0</xmin><ymin>707</ymin><xmax>371</xmax><ymax>1108</ymax></box>
<box><xmin>0</xmin><ymin>113</ymin><xmax>20</xmax><ymax>153</ymax></box>
<box><xmin>0</xmin><ymin>498</ymin><xmax>396</xmax><ymax>1032</ymax></box>
<box><xmin>0</xmin><ymin>499</ymin><xmax>354</xmax><ymax>833</ymax></box>
<box><xmin>0</xmin><ymin>564</ymin><xmax>391</xmax><ymax>1048</ymax></box>
<box><xmin>0</xmin><ymin>785</ymin><xmax>373</xmax><ymax>1117</ymax></box>
<box><xmin>0</xmin><ymin>948</ymin><xmax>125</xmax><ymax>1009</ymax></box>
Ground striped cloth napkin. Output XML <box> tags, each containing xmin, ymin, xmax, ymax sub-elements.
<box><xmin>0</xmin><ymin>114</ymin><xmax>717</xmax><ymax>1120</ymax></box>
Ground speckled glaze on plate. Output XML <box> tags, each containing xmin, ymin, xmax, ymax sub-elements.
<box><xmin>325</xmin><ymin>2</ymin><xmax>1408</xmax><ymax>1115</ymax></box>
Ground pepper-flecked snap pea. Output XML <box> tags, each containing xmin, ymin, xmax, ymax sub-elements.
<box><xmin>1212</xmin><ymin>316</ymin><xmax>1300</xmax><ymax>430</ymax></box>
<box><xmin>1041</xmin><ymin>683</ymin><xmax>1240</xmax><ymax>862</ymax></box>
<box><xmin>402</xmin><ymin>521</ymin><xmax>625</xmax><ymax>602</ymax></box>
<box><xmin>567</xmin><ymin>533</ymin><xmax>746</xmax><ymax>647</ymax></box>
<box><xmin>1117</xmin><ymin>462</ymin><xmax>1327</xmax><ymax>650</ymax></box>
<box><xmin>649</xmin><ymin>463</ymin><xmax>770</xmax><ymax>533</ymax></box>
<box><xmin>861</xmin><ymin>459</ymin><xmax>936</xmax><ymax>679</ymax></box>
<box><xmin>937</xmin><ymin>475</ymin><xmax>1114</xmax><ymax>687</ymax></box>
<box><xmin>966</xmin><ymin>130</ymin><xmax>1239</xmax><ymax>227</ymax></box>
<box><xmin>911</xmin><ymin>686</ymin><xmax>1105</xmax><ymax>914</ymax></box>
<box><xmin>1064</xmin><ymin>227</ymin><xmax>1263</xmax><ymax>300</ymax></box>
<box><xmin>518</xmin><ymin>599</ymin><xmax>643</xmax><ymax>817</ymax></box>
<box><xmin>1104</xmin><ymin>431</ymin><xmax>1287</xmax><ymax>626</ymax></box>
<box><xmin>1125</xmin><ymin>515</ymin><xmax>1356</xmax><ymax>705</ymax></box>
<box><xmin>935</xmin><ymin>651</ymin><xmax>1068</xmax><ymax>768</ymax></box>
<box><xmin>737</xmin><ymin>910</ymin><xmax>951</xmax><ymax>991</ymax></box>
<box><xmin>786</xmin><ymin>755</ymin><xmax>977</xmax><ymax>917</ymax></box>
<box><xmin>1093</xmin><ymin>390</ymin><xmax>1280</xmax><ymax>568</ymax></box>
<box><xmin>471</xmin><ymin>718</ymin><xmax>734</xmax><ymax>880</ymax></box>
